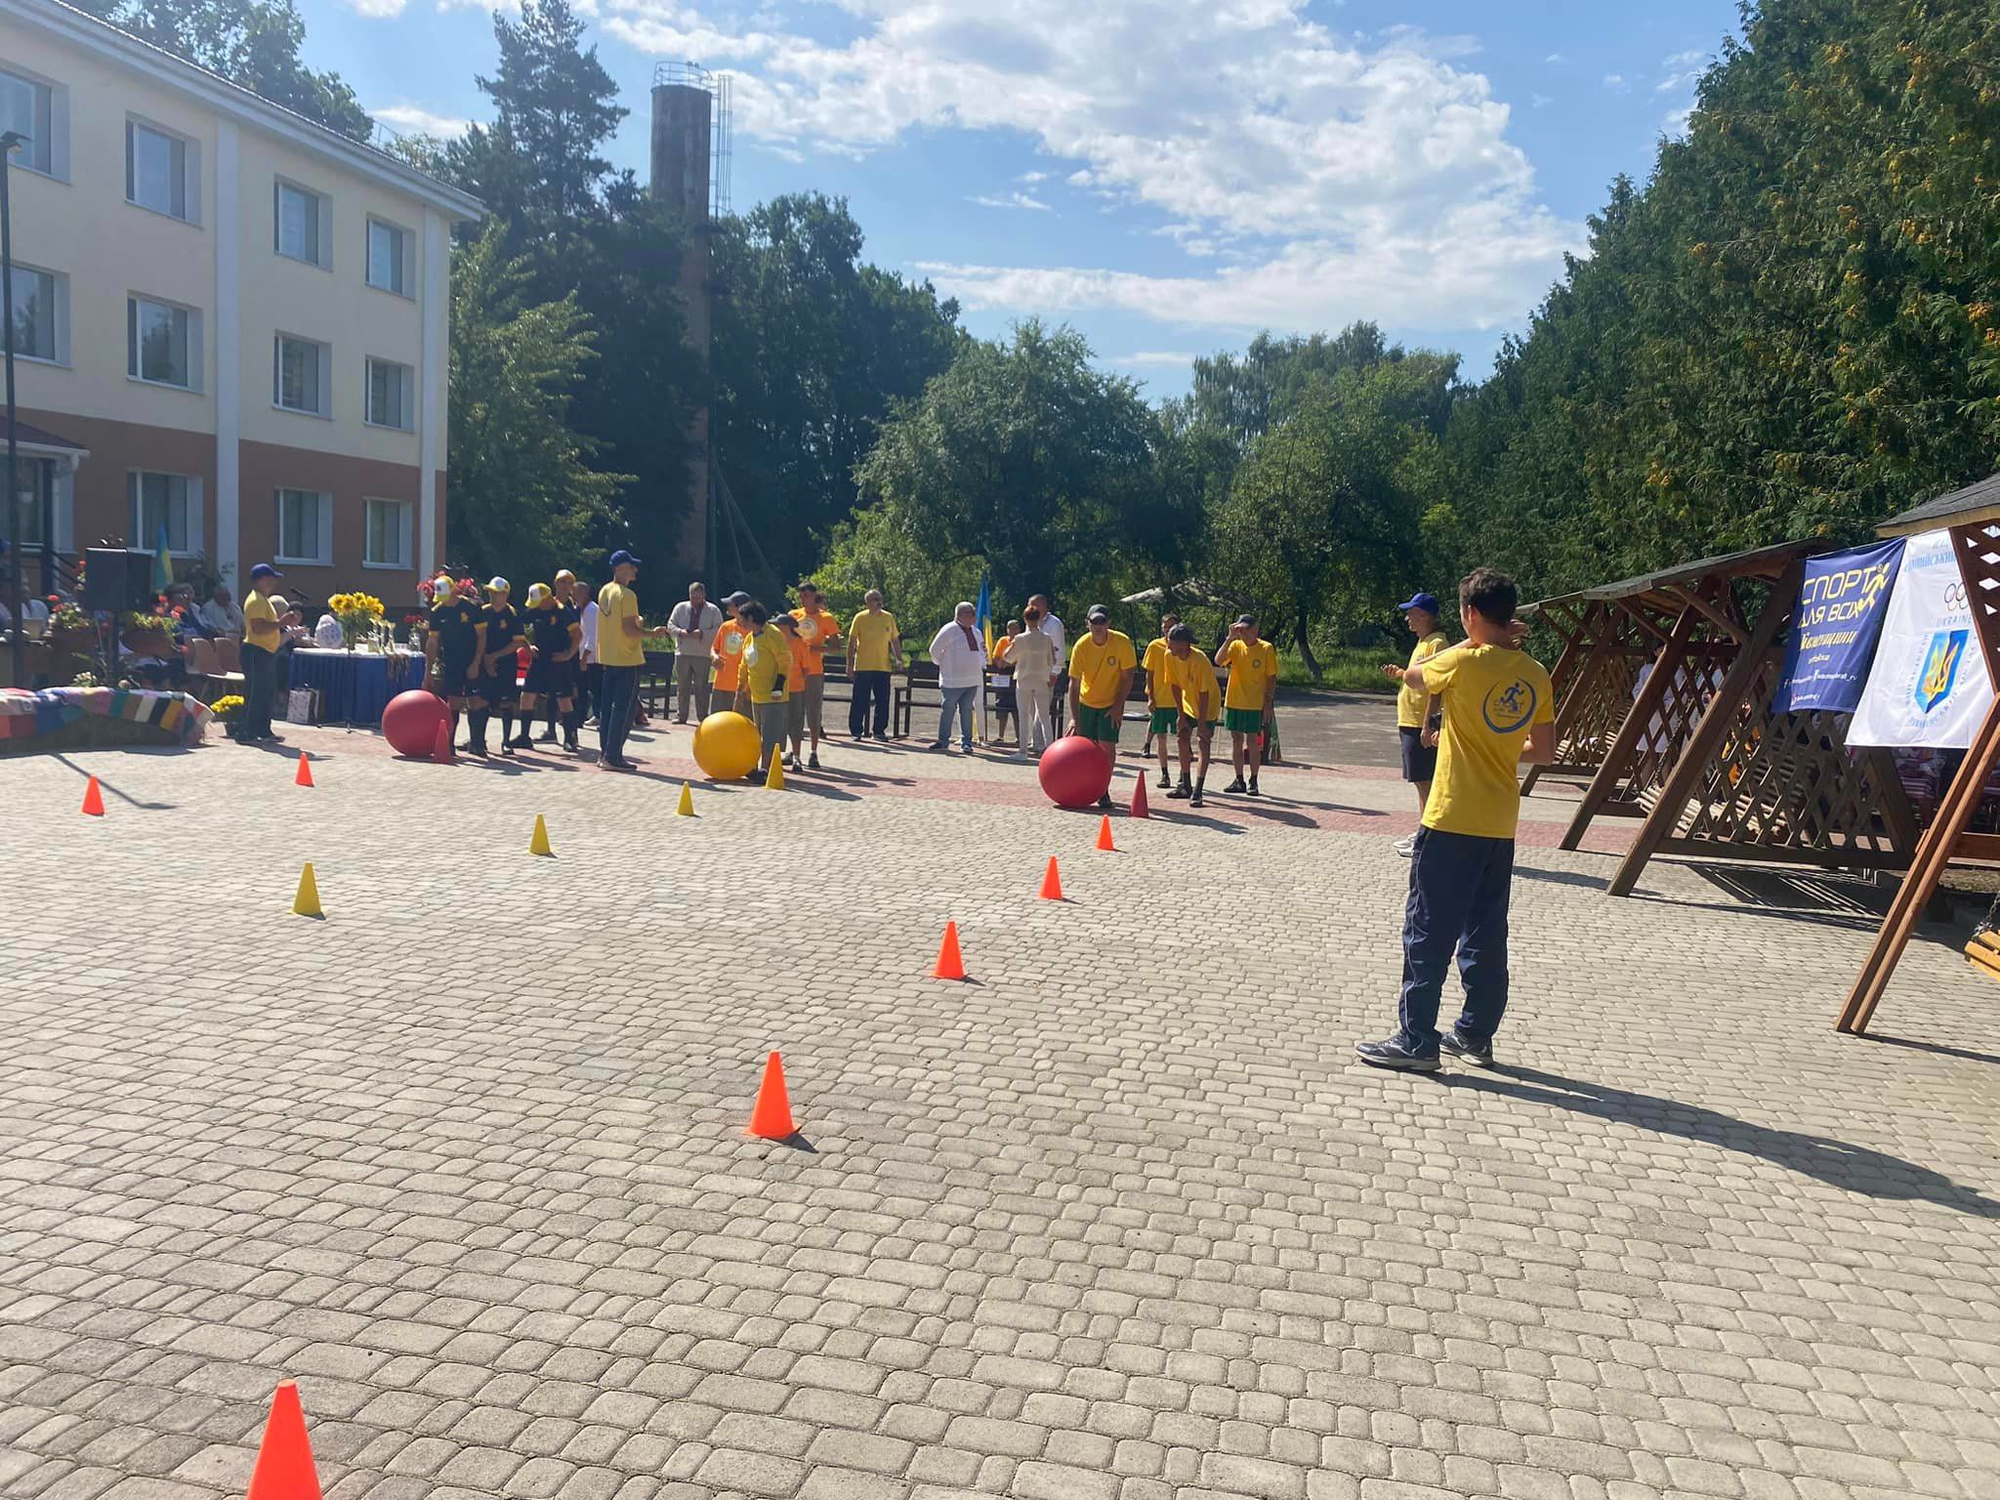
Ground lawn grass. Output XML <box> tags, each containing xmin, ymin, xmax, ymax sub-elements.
<box><xmin>1275</xmin><ymin>645</ymin><xmax>1399</xmax><ymax>693</ymax></box>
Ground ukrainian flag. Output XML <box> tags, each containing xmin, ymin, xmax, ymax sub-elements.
<box><xmin>152</xmin><ymin>521</ymin><xmax>173</xmax><ymax>593</ymax></box>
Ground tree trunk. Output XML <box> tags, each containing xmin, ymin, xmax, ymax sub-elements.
<box><xmin>1293</xmin><ymin>612</ymin><xmax>1321</xmax><ymax>682</ymax></box>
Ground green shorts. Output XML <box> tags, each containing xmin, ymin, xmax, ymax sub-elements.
<box><xmin>1225</xmin><ymin>707</ymin><xmax>1265</xmax><ymax>734</ymax></box>
<box><xmin>1178</xmin><ymin>713</ymin><xmax>1218</xmax><ymax>733</ymax></box>
<box><xmin>1148</xmin><ymin>706</ymin><xmax>1179</xmax><ymax>734</ymax></box>
<box><xmin>1073</xmin><ymin>702</ymin><xmax>1121</xmax><ymax>744</ymax></box>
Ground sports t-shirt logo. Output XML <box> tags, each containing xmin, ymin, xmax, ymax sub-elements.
<box><xmin>1482</xmin><ymin>678</ymin><xmax>1537</xmax><ymax>734</ymax></box>
<box><xmin>798</xmin><ymin>617</ymin><xmax>820</xmax><ymax>641</ymax></box>
<box><xmin>722</xmin><ymin>629</ymin><xmax>744</xmax><ymax>655</ymax></box>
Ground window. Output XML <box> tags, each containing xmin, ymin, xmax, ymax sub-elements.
<box><xmin>6</xmin><ymin>264</ymin><xmax>62</xmax><ymax>364</ymax></box>
<box><xmin>10</xmin><ymin>456</ymin><xmax>49</xmax><ymax>549</ymax></box>
<box><xmin>127</xmin><ymin>295</ymin><xmax>200</xmax><ymax>389</ymax></box>
<box><xmin>274</xmin><ymin>334</ymin><xmax>330</xmax><ymax>416</ymax></box>
<box><xmin>275</xmin><ymin>180</ymin><xmax>328</xmax><ymax>267</ymax></box>
<box><xmin>1</xmin><ymin>68</ymin><xmax>53</xmax><ymax>176</ymax></box>
<box><xmin>128</xmin><ymin>471</ymin><xmax>201</xmax><ymax>555</ymax></box>
<box><xmin>364</xmin><ymin>498</ymin><xmax>412</xmax><ymax>569</ymax></box>
<box><xmin>365</xmin><ymin>357</ymin><xmax>414</xmax><ymax>430</ymax></box>
<box><xmin>126</xmin><ymin>120</ymin><xmax>195</xmax><ymax>221</ymax></box>
<box><xmin>366</xmin><ymin>218</ymin><xmax>411</xmax><ymax>296</ymax></box>
<box><xmin>275</xmin><ymin>488</ymin><xmax>332</xmax><ymax>565</ymax></box>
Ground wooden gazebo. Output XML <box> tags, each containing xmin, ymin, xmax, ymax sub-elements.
<box><xmin>1841</xmin><ymin>476</ymin><xmax>2000</xmax><ymax>1034</ymax></box>
<box><xmin>1546</xmin><ymin>540</ymin><xmax>1921</xmax><ymax>897</ymax></box>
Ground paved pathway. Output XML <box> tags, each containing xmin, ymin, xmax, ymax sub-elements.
<box><xmin>2</xmin><ymin>722</ymin><xmax>1997</xmax><ymax>1500</ymax></box>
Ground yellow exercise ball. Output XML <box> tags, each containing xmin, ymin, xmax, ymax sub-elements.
<box><xmin>693</xmin><ymin>711</ymin><xmax>761</xmax><ymax>781</ymax></box>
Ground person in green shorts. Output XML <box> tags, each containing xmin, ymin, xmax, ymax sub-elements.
<box><xmin>1214</xmin><ymin>613</ymin><xmax>1278</xmax><ymax>796</ymax></box>
<box><xmin>1140</xmin><ymin>611</ymin><xmax>1181</xmax><ymax>790</ymax></box>
<box><xmin>1165</xmin><ymin>623</ymin><xmax>1220</xmax><ymax>806</ymax></box>
<box><xmin>1067</xmin><ymin>604</ymin><xmax>1138</xmax><ymax>810</ymax></box>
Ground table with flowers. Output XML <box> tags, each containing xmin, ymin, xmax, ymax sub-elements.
<box><xmin>284</xmin><ymin>591</ymin><xmax>424</xmax><ymax>724</ymax></box>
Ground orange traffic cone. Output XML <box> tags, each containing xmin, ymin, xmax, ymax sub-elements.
<box><xmin>1039</xmin><ymin>856</ymin><xmax>1064</xmax><ymax>901</ymax></box>
<box><xmin>934</xmin><ymin>921</ymin><xmax>966</xmax><ymax>981</ymax></box>
<box><xmin>246</xmin><ymin>1379</ymin><xmax>323</xmax><ymax>1500</ymax></box>
<box><xmin>1095</xmin><ymin>815</ymin><xmax>1116</xmax><ymax>851</ymax></box>
<box><xmin>294</xmin><ymin>751</ymin><xmax>314</xmax><ymax>788</ymax></box>
<box><xmin>1130</xmin><ymin>774</ymin><xmax>1149</xmax><ymax>818</ymax></box>
<box><xmin>80</xmin><ymin>776</ymin><xmax>105</xmax><ymax>817</ymax></box>
<box><xmin>432</xmin><ymin>719</ymin><xmax>452</xmax><ymax>765</ymax></box>
<box><xmin>747</xmin><ymin>1051</ymin><xmax>796</xmax><ymax>1140</ymax></box>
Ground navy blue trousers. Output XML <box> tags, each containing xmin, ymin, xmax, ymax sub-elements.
<box><xmin>1398</xmin><ymin>827</ymin><xmax>1515</xmax><ymax>1055</ymax></box>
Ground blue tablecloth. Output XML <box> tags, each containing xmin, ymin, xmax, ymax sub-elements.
<box><xmin>289</xmin><ymin>649</ymin><xmax>426</xmax><ymax>725</ymax></box>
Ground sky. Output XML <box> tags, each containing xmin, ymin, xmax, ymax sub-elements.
<box><xmin>300</xmin><ymin>0</ymin><xmax>1744</xmax><ymax>400</ymax></box>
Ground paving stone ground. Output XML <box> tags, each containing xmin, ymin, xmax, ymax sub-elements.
<box><xmin>2</xmin><ymin>713</ymin><xmax>1998</xmax><ymax>1500</ymax></box>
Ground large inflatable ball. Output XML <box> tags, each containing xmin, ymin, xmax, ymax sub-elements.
<box><xmin>382</xmin><ymin>688</ymin><xmax>451</xmax><ymax>759</ymax></box>
<box><xmin>693</xmin><ymin>711</ymin><xmax>762</xmax><ymax>781</ymax></box>
<box><xmin>1037</xmin><ymin>735</ymin><xmax>1113</xmax><ymax>808</ymax></box>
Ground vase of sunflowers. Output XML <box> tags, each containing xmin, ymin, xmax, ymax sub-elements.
<box><xmin>328</xmin><ymin>591</ymin><xmax>387</xmax><ymax>650</ymax></box>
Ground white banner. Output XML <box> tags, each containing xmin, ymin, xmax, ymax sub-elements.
<box><xmin>1848</xmin><ymin>528</ymin><xmax>1994</xmax><ymax>748</ymax></box>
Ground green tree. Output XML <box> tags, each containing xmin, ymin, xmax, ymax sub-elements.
<box><xmin>852</xmin><ymin>320</ymin><xmax>1181</xmax><ymax>608</ymax></box>
<box><xmin>712</xmin><ymin>194</ymin><xmax>964</xmax><ymax>581</ymax></box>
<box><xmin>75</xmin><ymin>0</ymin><xmax>372</xmax><ymax>140</ymax></box>
<box><xmin>447</xmin><ymin>222</ymin><xmax>629</xmax><ymax>584</ymax></box>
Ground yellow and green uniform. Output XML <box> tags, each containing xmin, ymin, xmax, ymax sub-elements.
<box><xmin>1171</xmin><ymin>650</ymin><xmax>1221</xmax><ymax>726</ymax></box>
<box><xmin>1142</xmin><ymin>637</ymin><xmax>1178</xmax><ymax>734</ymax></box>
<box><xmin>1070</xmin><ymin>629</ymin><xmax>1137</xmax><ymax>743</ymax></box>
<box><xmin>1420</xmin><ymin>644</ymin><xmax>1555</xmax><ymax>840</ymax></box>
<box><xmin>1399</xmin><ymin>630</ymin><xmax>1449</xmax><ymax>729</ymax></box>
<box><xmin>1221</xmin><ymin>637</ymin><xmax>1278</xmax><ymax>733</ymax></box>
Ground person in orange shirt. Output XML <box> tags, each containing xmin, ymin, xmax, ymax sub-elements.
<box><xmin>711</xmin><ymin>591</ymin><xmax>752</xmax><ymax>701</ymax></box>
<box><xmin>789</xmin><ymin>582</ymin><xmax>841</xmax><ymax>769</ymax></box>
<box><xmin>774</xmin><ymin>611</ymin><xmax>812</xmax><ymax>772</ymax></box>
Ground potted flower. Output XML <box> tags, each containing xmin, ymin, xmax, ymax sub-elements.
<box><xmin>209</xmin><ymin>693</ymin><xmax>244</xmax><ymax>721</ymax></box>
<box><xmin>327</xmin><ymin>591</ymin><xmax>386</xmax><ymax>649</ymax></box>
<box><xmin>121</xmin><ymin>607</ymin><xmax>175</xmax><ymax>658</ymax></box>
<box><xmin>48</xmin><ymin>600</ymin><xmax>97</xmax><ymax>655</ymax></box>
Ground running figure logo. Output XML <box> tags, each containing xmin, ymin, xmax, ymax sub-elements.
<box><xmin>1482</xmin><ymin>679</ymin><xmax>1538</xmax><ymax>734</ymax></box>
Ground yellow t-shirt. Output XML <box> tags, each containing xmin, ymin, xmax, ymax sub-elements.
<box><xmin>1070</xmin><ymin>630</ymin><xmax>1137</xmax><ymax>710</ymax></box>
<box><xmin>790</xmin><ymin>608</ymin><xmax>840</xmax><ymax>675</ymax></box>
<box><xmin>847</xmin><ymin>610</ymin><xmax>899</xmax><ymax>672</ymax></box>
<box><xmin>244</xmin><ymin>590</ymin><xmax>280</xmax><ymax>650</ymax></box>
<box><xmin>1171</xmin><ymin>650</ymin><xmax>1221</xmax><ymax>722</ymax></box>
<box><xmin>1141</xmin><ymin>638</ymin><xmax>1177</xmax><ymax>707</ymax></box>
<box><xmin>712</xmin><ymin>620</ymin><xmax>749</xmax><ymax>691</ymax></box>
<box><xmin>740</xmin><ymin>624</ymin><xmax>789</xmax><ymax>703</ymax></box>
<box><xmin>1421</xmin><ymin>643</ymin><xmax>1555</xmax><ymax>840</ymax></box>
<box><xmin>596</xmin><ymin>583</ymin><xmax>644</xmax><ymax>668</ymax></box>
<box><xmin>1221</xmin><ymin>637</ymin><xmax>1278</xmax><ymax>711</ymax></box>
<box><xmin>1398</xmin><ymin>630</ymin><xmax>1450</xmax><ymax>729</ymax></box>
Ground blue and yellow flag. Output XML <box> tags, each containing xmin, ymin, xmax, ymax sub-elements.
<box><xmin>152</xmin><ymin>522</ymin><xmax>173</xmax><ymax>592</ymax></box>
<box><xmin>975</xmin><ymin>572</ymin><xmax>993</xmax><ymax>655</ymax></box>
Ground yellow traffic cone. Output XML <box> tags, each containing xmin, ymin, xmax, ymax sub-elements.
<box><xmin>529</xmin><ymin>814</ymin><xmax>553</xmax><ymax>856</ymax></box>
<box><xmin>677</xmin><ymin>782</ymin><xmax>696</xmax><ymax>817</ymax></box>
<box><xmin>292</xmin><ymin>863</ymin><xmax>323</xmax><ymax>918</ymax></box>
<box><xmin>765</xmin><ymin>755</ymin><xmax>785</xmax><ymax>790</ymax></box>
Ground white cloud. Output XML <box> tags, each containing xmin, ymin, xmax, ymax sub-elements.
<box><xmin>599</xmin><ymin>0</ymin><xmax>1583</xmax><ymax>334</ymax></box>
<box><xmin>1531</xmin><ymin>92</ymin><xmax>1551</xmax><ymax>109</ymax></box>
<box><xmin>1662</xmin><ymin>106</ymin><xmax>1693</xmax><ymax>137</ymax></box>
<box><xmin>1544</xmin><ymin>52</ymin><xmax>1564</xmax><ymax>64</ymax></box>
<box><xmin>1113</xmin><ymin>351</ymin><xmax>1198</xmax><ymax>367</ymax></box>
<box><xmin>968</xmin><ymin>191</ymin><xmax>1051</xmax><ymax>211</ymax></box>
<box><xmin>372</xmin><ymin>103</ymin><xmax>475</xmax><ymax>138</ymax></box>
<box><xmin>1602</xmin><ymin>73</ymin><xmax>1627</xmax><ymax>90</ymax></box>
<box><xmin>1018</xmin><ymin>170</ymin><xmax>1048</xmax><ymax>184</ymax></box>
<box><xmin>1656</xmin><ymin>48</ymin><xmax>1708</xmax><ymax>93</ymax></box>
<box><xmin>346</xmin><ymin>0</ymin><xmax>408</xmax><ymax>16</ymax></box>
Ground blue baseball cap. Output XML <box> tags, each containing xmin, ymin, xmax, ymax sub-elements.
<box><xmin>609</xmin><ymin>550</ymin><xmax>641</xmax><ymax>569</ymax></box>
<box><xmin>250</xmin><ymin>562</ymin><xmax>284</xmax><ymax>582</ymax></box>
<box><xmin>1395</xmin><ymin>591</ymin><xmax>1440</xmax><ymax>615</ymax></box>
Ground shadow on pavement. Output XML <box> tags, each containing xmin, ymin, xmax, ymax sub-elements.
<box><xmin>51</xmin><ymin>752</ymin><xmax>175</xmax><ymax>810</ymax></box>
<box><xmin>1446</xmin><ymin>1063</ymin><xmax>2000</xmax><ymax>1217</ymax></box>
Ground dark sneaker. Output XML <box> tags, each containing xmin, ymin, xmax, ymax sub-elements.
<box><xmin>1188</xmin><ymin>788</ymin><xmax>1205</xmax><ymax>808</ymax></box>
<box><xmin>1096</xmin><ymin>793</ymin><xmax>1114</xmax><ymax>811</ymax></box>
<box><xmin>1166</xmin><ymin>783</ymin><xmax>1191</xmax><ymax>800</ymax></box>
<box><xmin>1156</xmin><ymin>771</ymin><xmax>1172</xmax><ymax>789</ymax></box>
<box><xmin>1355</xmin><ymin>1037</ymin><xmax>1441</xmax><ymax>1072</ymax></box>
<box><xmin>1223</xmin><ymin>778</ymin><xmax>1246</xmax><ymax>793</ymax></box>
<box><xmin>535</xmin><ymin>730</ymin><xmax>557</xmax><ymax>743</ymax></box>
<box><xmin>808</xmin><ymin>754</ymin><xmax>821</xmax><ymax>769</ymax></box>
<box><xmin>1439</xmin><ymin>1030</ymin><xmax>1496</xmax><ymax>1068</ymax></box>
<box><xmin>1246</xmin><ymin>779</ymin><xmax>1260</xmax><ymax>797</ymax></box>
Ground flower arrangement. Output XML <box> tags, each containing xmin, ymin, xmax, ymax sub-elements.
<box><xmin>327</xmin><ymin>591</ymin><xmax>387</xmax><ymax>647</ymax></box>
<box><xmin>210</xmin><ymin>694</ymin><xmax>245</xmax><ymax>719</ymax></box>
<box><xmin>49</xmin><ymin>602</ymin><xmax>91</xmax><ymax>633</ymax></box>
<box><xmin>69</xmin><ymin>670</ymin><xmax>100</xmax><ymax>687</ymax></box>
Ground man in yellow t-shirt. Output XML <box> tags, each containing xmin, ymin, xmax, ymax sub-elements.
<box><xmin>1380</xmin><ymin>590</ymin><xmax>1451</xmax><ymax>855</ymax></box>
<box><xmin>1067</xmin><ymin>605</ymin><xmax>1138</xmax><ymax>809</ymax></box>
<box><xmin>845</xmin><ymin>590</ymin><xmax>901</xmax><ymax>740</ymax></box>
<box><xmin>236</xmin><ymin>562</ymin><xmax>285</xmax><ymax>743</ymax></box>
<box><xmin>1140</xmin><ymin>612</ymin><xmax>1181</xmax><ymax>791</ymax></box>
<box><xmin>1358</xmin><ymin>567</ymin><xmax>1554</xmax><ymax>1075</ymax></box>
<box><xmin>1213</xmin><ymin>614</ymin><xmax>1278</xmax><ymax>796</ymax></box>
<box><xmin>790</xmin><ymin>582</ymin><xmax>841</xmax><ymax>768</ymax></box>
<box><xmin>1163</xmin><ymin>623</ymin><xmax>1219</xmax><ymax>807</ymax></box>
<box><xmin>595</xmin><ymin>550</ymin><xmax>647</xmax><ymax>772</ymax></box>
<box><xmin>732</xmin><ymin>601</ymin><xmax>790</xmax><ymax>780</ymax></box>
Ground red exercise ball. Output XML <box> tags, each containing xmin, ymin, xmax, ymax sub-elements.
<box><xmin>1037</xmin><ymin>735</ymin><xmax>1113</xmax><ymax>808</ymax></box>
<box><xmin>382</xmin><ymin>688</ymin><xmax>451</xmax><ymax>758</ymax></box>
